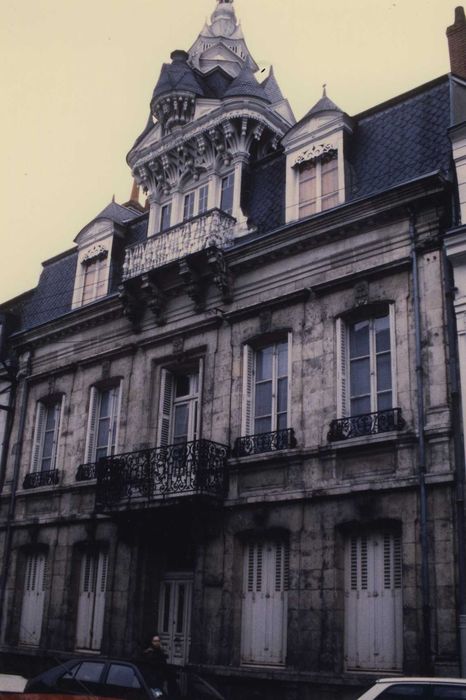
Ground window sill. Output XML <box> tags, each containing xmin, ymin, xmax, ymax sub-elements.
<box><xmin>321</xmin><ymin>429</ymin><xmax>413</xmax><ymax>453</ymax></box>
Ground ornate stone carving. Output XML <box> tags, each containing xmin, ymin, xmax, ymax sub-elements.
<box><xmin>140</xmin><ymin>274</ymin><xmax>167</xmax><ymax>326</ymax></box>
<box><xmin>354</xmin><ymin>280</ymin><xmax>369</xmax><ymax>306</ymax></box>
<box><xmin>293</xmin><ymin>144</ymin><xmax>337</xmax><ymax>167</ymax></box>
<box><xmin>118</xmin><ymin>282</ymin><xmax>144</xmax><ymax>332</ymax></box>
<box><xmin>172</xmin><ymin>336</ymin><xmax>184</xmax><ymax>355</ymax></box>
<box><xmin>207</xmin><ymin>248</ymin><xmax>233</xmax><ymax>304</ymax></box>
<box><xmin>179</xmin><ymin>259</ymin><xmax>205</xmax><ymax>312</ymax></box>
<box><xmin>82</xmin><ymin>244</ymin><xmax>108</xmax><ymax>264</ymax></box>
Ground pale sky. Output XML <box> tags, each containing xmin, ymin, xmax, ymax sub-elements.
<box><xmin>0</xmin><ymin>0</ymin><xmax>460</xmax><ymax>303</ymax></box>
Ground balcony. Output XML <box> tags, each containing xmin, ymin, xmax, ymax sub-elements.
<box><xmin>327</xmin><ymin>408</ymin><xmax>405</xmax><ymax>442</ymax></box>
<box><xmin>233</xmin><ymin>428</ymin><xmax>297</xmax><ymax>457</ymax></box>
<box><xmin>122</xmin><ymin>208</ymin><xmax>235</xmax><ymax>281</ymax></box>
<box><xmin>94</xmin><ymin>440</ymin><xmax>229</xmax><ymax>511</ymax></box>
<box><xmin>23</xmin><ymin>469</ymin><xmax>60</xmax><ymax>489</ymax></box>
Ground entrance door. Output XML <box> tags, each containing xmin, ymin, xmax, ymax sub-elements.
<box><xmin>75</xmin><ymin>550</ymin><xmax>108</xmax><ymax>651</ymax></box>
<box><xmin>19</xmin><ymin>552</ymin><xmax>47</xmax><ymax>646</ymax></box>
<box><xmin>158</xmin><ymin>573</ymin><xmax>193</xmax><ymax>665</ymax></box>
<box><xmin>241</xmin><ymin>540</ymin><xmax>289</xmax><ymax>666</ymax></box>
<box><xmin>345</xmin><ymin>532</ymin><xmax>403</xmax><ymax>671</ymax></box>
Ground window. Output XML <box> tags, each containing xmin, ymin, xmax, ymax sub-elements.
<box><xmin>345</xmin><ymin>531</ymin><xmax>402</xmax><ymax>671</ymax></box>
<box><xmin>82</xmin><ymin>256</ymin><xmax>107</xmax><ymax>305</ymax></box>
<box><xmin>160</xmin><ymin>202</ymin><xmax>172</xmax><ymax>232</ymax></box>
<box><xmin>337</xmin><ymin>307</ymin><xmax>395</xmax><ymax>418</ymax></box>
<box><xmin>298</xmin><ymin>154</ymin><xmax>339</xmax><ymax>218</ymax></box>
<box><xmin>198</xmin><ymin>184</ymin><xmax>209</xmax><ymax>214</ymax></box>
<box><xmin>241</xmin><ymin>540</ymin><xmax>289</xmax><ymax>665</ymax></box>
<box><xmin>183</xmin><ymin>192</ymin><xmax>195</xmax><ymax>221</ymax></box>
<box><xmin>157</xmin><ymin>361</ymin><xmax>203</xmax><ymax>446</ymax></box>
<box><xmin>220</xmin><ymin>173</ymin><xmax>234</xmax><ymax>215</ymax></box>
<box><xmin>242</xmin><ymin>336</ymin><xmax>291</xmax><ymax>437</ymax></box>
<box><xmin>75</xmin><ymin>550</ymin><xmax>108</xmax><ymax>651</ymax></box>
<box><xmin>84</xmin><ymin>382</ymin><xmax>122</xmax><ymax>463</ymax></box>
<box><xmin>19</xmin><ymin>551</ymin><xmax>47</xmax><ymax>646</ymax></box>
<box><xmin>30</xmin><ymin>397</ymin><xmax>64</xmax><ymax>473</ymax></box>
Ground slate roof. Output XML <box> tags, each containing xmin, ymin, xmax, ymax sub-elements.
<box><xmin>262</xmin><ymin>68</ymin><xmax>285</xmax><ymax>104</ymax></box>
<box><xmin>246</xmin><ymin>153</ymin><xmax>286</xmax><ymax>233</ymax></box>
<box><xmin>223</xmin><ymin>65</ymin><xmax>270</xmax><ymax>102</ymax></box>
<box><xmin>152</xmin><ymin>60</ymin><xmax>205</xmax><ymax>102</ymax></box>
<box><xmin>347</xmin><ymin>77</ymin><xmax>452</xmax><ymax>200</ymax></box>
<box><xmin>305</xmin><ymin>93</ymin><xmax>343</xmax><ymax>117</ymax></box>
<box><xmin>94</xmin><ymin>201</ymin><xmax>141</xmax><ymax>225</ymax></box>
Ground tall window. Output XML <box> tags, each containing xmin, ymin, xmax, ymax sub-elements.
<box><xmin>183</xmin><ymin>192</ymin><xmax>195</xmax><ymax>221</ymax></box>
<box><xmin>298</xmin><ymin>154</ymin><xmax>339</xmax><ymax>218</ymax></box>
<box><xmin>84</xmin><ymin>383</ymin><xmax>122</xmax><ymax>463</ymax></box>
<box><xmin>337</xmin><ymin>308</ymin><xmax>395</xmax><ymax>418</ymax></box>
<box><xmin>242</xmin><ymin>337</ymin><xmax>291</xmax><ymax>437</ymax></box>
<box><xmin>198</xmin><ymin>184</ymin><xmax>209</xmax><ymax>214</ymax></box>
<box><xmin>157</xmin><ymin>362</ymin><xmax>203</xmax><ymax>446</ymax></box>
<box><xmin>19</xmin><ymin>551</ymin><xmax>47</xmax><ymax>646</ymax></box>
<box><xmin>30</xmin><ymin>397</ymin><xmax>64</xmax><ymax>473</ymax></box>
<box><xmin>160</xmin><ymin>202</ymin><xmax>172</xmax><ymax>232</ymax></box>
<box><xmin>82</xmin><ymin>257</ymin><xmax>107</xmax><ymax>305</ymax></box>
<box><xmin>76</xmin><ymin>549</ymin><xmax>108</xmax><ymax>651</ymax></box>
<box><xmin>220</xmin><ymin>173</ymin><xmax>234</xmax><ymax>215</ymax></box>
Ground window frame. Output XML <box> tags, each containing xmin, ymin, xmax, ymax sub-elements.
<box><xmin>336</xmin><ymin>305</ymin><xmax>397</xmax><ymax>419</ymax></box>
<box><xmin>84</xmin><ymin>381</ymin><xmax>123</xmax><ymax>463</ymax></box>
<box><xmin>220</xmin><ymin>173</ymin><xmax>235</xmax><ymax>215</ymax></box>
<box><xmin>30</xmin><ymin>396</ymin><xmax>65</xmax><ymax>474</ymax></box>
<box><xmin>160</xmin><ymin>202</ymin><xmax>172</xmax><ymax>232</ymax></box>
<box><xmin>298</xmin><ymin>153</ymin><xmax>339</xmax><ymax>218</ymax></box>
<box><xmin>157</xmin><ymin>359</ymin><xmax>204</xmax><ymax>447</ymax></box>
<box><xmin>81</xmin><ymin>256</ymin><xmax>107</xmax><ymax>306</ymax></box>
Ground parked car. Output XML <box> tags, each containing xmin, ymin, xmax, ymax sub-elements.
<box><xmin>24</xmin><ymin>658</ymin><xmax>225</xmax><ymax>700</ymax></box>
<box><xmin>356</xmin><ymin>678</ymin><xmax>466</xmax><ymax>700</ymax></box>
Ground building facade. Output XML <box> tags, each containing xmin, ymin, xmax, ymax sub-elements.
<box><xmin>1</xmin><ymin>2</ymin><xmax>466</xmax><ymax>698</ymax></box>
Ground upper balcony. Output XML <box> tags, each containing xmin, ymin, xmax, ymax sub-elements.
<box><xmin>327</xmin><ymin>407</ymin><xmax>405</xmax><ymax>442</ymax></box>
<box><xmin>85</xmin><ymin>439</ymin><xmax>229</xmax><ymax>513</ymax></box>
<box><xmin>119</xmin><ymin>208</ymin><xmax>235</xmax><ymax>328</ymax></box>
<box><xmin>122</xmin><ymin>208</ymin><xmax>235</xmax><ymax>281</ymax></box>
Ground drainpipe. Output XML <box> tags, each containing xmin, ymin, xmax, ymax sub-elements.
<box><xmin>409</xmin><ymin>210</ymin><xmax>433</xmax><ymax>675</ymax></box>
<box><xmin>0</xmin><ymin>363</ymin><xmax>17</xmax><ymax>493</ymax></box>
<box><xmin>443</xmin><ymin>245</ymin><xmax>466</xmax><ymax>677</ymax></box>
<box><xmin>0</xmin><ymin>353</ymin><xmax>31</xmax><ymax>638</ymax></box>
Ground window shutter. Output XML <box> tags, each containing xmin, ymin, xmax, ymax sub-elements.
<box><xmin>287</xmin><ymin>332</ymin><xmax>292</xmax><ymax>429</ymax></box>
<box><xmin>336</xmin><ymin>317</ymin><xmax>348</xmax><ymax>418</ymax></box>
<box><xmin>195</xmin><ymin>358</ymin><xmax>204</xmax><ymax>440</ymax></box>
<box><xmin>389</xmin><ymin>303</ymin><xmax>397</xmax><ymax>407</ymax></box>
<box><xmin>158</xmin><ymin>369</ymin><xmax>174</xmax><ymax>447</ymax></box>
<box><xmin>242</xmin><ymin>345</ymin><xmax>254</xmax><ymax>436</ymax></box>
<box><xmin>30</xmin><ymin>403</ymin><xmax>47</xmax><ymax>473</ymax></box>
<box><xmin>51</xmin><ymin>395</ymin><xmax>65</xmax><ymax>471</ymax></box>
<box><xmin>84</xmin><ymin>387</ymin><xmax>99</xmax><ymax>463</ymax></box>
<box><xmin>110</xmin><ymin>381</ymin><xmax>123</xmax><ymax>456</ymax></box>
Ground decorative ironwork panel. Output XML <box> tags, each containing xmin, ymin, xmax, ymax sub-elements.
<box><xmin>327</xmin><ymin>408</ymin><xmax>405</xmax><ymax>442</ymax></box>
<box><xmin>76</xmin><ymin>463</ymin><xmax>96</xmax><ymax>481</ymax></box>
<box><xmin>23</xmin><ymin>469</ymin><xmax>60</xmax><ymax>489</ymax></box>
<box><xmin>233</xmin><ymin>428</ymin><xmax>297</xmax><ymax>457</ymax></box>
<box><xmin>95</xmin><ymin>439</ymin><xmax>229</xmax><ymax>510</ymax></box>
<box><xmin>122</xmin><ymin>208</ymin><xmax>235</xmax><ymax>280</ymax></box>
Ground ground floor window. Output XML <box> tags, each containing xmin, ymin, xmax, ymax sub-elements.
<box><xmin>241</xmin><ymin>539</ymin><xmax>289</xmax><ymax>666</ymax></box>
<box><xmin>345</xmin><ymin>531</ymin><xmax>402</xmax><ymax>671</ymax></box>
<box><xmin>75</xmin><ymin>549</ymin><xmax>108</xmax><ymax>651</ymax></box>
<box><xmin>19</xmin><ymin>551</ymin><xmax>47</xmax><ymax>646</ymax></box>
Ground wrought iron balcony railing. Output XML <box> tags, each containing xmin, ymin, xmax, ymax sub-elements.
<box><xmin>23</xmin><ymin>469</ymin><xmax>60</xmax><ymax>489</ymax></box>
<box><xmin>94</xmin><ymin>439</ymin><xmax>229</xmax><ymax>510</ymax></box>
<box><xmin>233</xmin><ymin>428</ymin><xmax>297</xmax><ymax>457</ymax></box>
<box><xmin>327</xmin><ymin>408</ymin><xmax>405</xmax><ymax>442</ymax></box>
<box><xmin>122</xmin><ymin>208</ymin><xmax>235</xmax><ymax>281</ymax></box>
<box><xmin>76</xmin><ymin>462</ymin><xmax>97</xmax><ymax>481</ymax></box>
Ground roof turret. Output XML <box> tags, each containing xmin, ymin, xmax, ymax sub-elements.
<box><xmin>223</xmin><ymin>64</ymin><xmax>270</xmax><ymax>101</ymax></box>
<box><xmin>305</xmin><ymin>85</ymin><xmax>343</xmax><ymax>118</ymax></box>
<box><xmin>150</xmin><ymin>50</ymin><xmax>205</xmax><ymax>132</ymax></box>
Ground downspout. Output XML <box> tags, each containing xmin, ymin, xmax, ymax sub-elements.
<box><xmin>0</xmin><ymin>353</ymin><xmax>31</xmax><ymax>638</ymax></box>
<box><xmin>443</xmin><ymin>245</ymin><xmax>466</xmax><ymax>677</ymax></box>
<box><xmin>409</xmin><ymin>210</ymin><xmax>433</xmax><ymax>674</ymax></box>
<box><xmin>0</xmin><ymin>364</ymin><xmax>17</xmax><ymax>492</ymax></box>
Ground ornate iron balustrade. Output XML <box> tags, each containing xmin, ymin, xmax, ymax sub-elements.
<box><xmin>122</xmin><ymin>208</ymin><xmax>235</xmax><ymax>281</ymax></box>
<box><xmin>233</xmin><ymin>428</ymin><xmax>297</xmax><ymax>457</ymax></box>
<box><xmin>23</xmin><ymin>469</ymin><xmax>60</xmax><ymax>489</ymax></box>
<box><xmin>76</xmin><ymin>462</ymin><xmax>96</xmax><ymax>481</ymax></box>
<box><xmin>95</xmin><ymin>439</ymin><xmax>229</xmax><ymax>510</ymax></box>
<box><xmin>327</xmin><ymin>408</ymin><xmax>405</xmax><ymax>442</ymax></box>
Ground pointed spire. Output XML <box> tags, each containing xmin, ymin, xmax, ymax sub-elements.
<box><xmin>262</xmin><ymin>66</ymin><xmax>285</xmax><ymax>104</ymax></box>
<box><xmin>322</xmin><ymin>83</ymin><xmax>327</xmax><ymax>97</ymax></box>
<box><xmin>305</xmin><ymin>86</ymin><xmax>343</xmax><ymax>118</ymax></box>
<box><xmin>223</xmin><ymin>63</ymin><xmax>270</xmax><ymax>101</ymax></box>
<box><xmin>130</xmin><ymin>179</ymin><xmax>139</xmax><ymax>204</ymax></box>
<box><xmin>112</xmin><ymin>194</ymin><xmax>115</xmax><ymax>203</ymax></box>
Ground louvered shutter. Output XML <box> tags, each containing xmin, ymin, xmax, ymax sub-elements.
<box><xmin>195</xmin><ymin>359</ymin><xmax>204</xmax><ymax>440</ymax></box>
<box><xmin>286</xmin><ymin>332</ymin><xmax>292</xmax><ymax>429</ymax></box>
<box><xmin>76</xmin><ymin>550</ymin><xmax>108</xmax><ymax>651</ymax></box>
<box><xmin>19</xmin><ymin>552</ymin><xmax>46</xmax><ymax>646</ymax></box>
<box><xmin>51</xmin><ymin>396</ymin><xmax>65</xmax><ymax>470</ymax></box>
<box><xmin>158</xmin><ymin>369</ymin><xmax>174</xmax><ymax>447</ymax></box>
<box><xmin>91</xmin><ymin>551</ymin><xmax>108</xmax><ymax>650</ymax></box>
<box><xmin>389</xmin><ymin>304</ymin><xmax>397</xmax><ymax>407</ymax></box>
<box><xmin>336</xmin><ymin>317</ymin><xmax>348</xmax><ymax>418</ymax></box>
<box><xmin>110</xmin><ymin>381</ymin><xmax>123</xmax><ymax>456</ymax></box>
<box><xmin>84</xmin><ymin>387</ymin><xmax>99</xmax><ymax>463</ymax></box>
<box><xmin>241</xmin><ymin>345</ymin><xmax>254</xmax><ymax>436</ymax></box>
<box><xmin>30</xmin><ymin>403</ymin><xmax>47</xmax><ymax>473</ymax></box>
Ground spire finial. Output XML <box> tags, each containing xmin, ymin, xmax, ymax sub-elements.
<box><xmin>112</xmin><ymin>194</ymin><xmax>115</xmax><ymax>203</ymax></box>
<box><xmin>322</xmin><ymin>83</ymin><xmax>327</xmax><ymax>97</ymax></box>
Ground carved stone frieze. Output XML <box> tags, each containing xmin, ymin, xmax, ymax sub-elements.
<box><xmin>179</xmin><ymin>259</ymin><xmax>205</xmax><ymax>312</ymax></box>
<box><xmin>293</xmin><ymin>143</ymin><xmax>337</xmax><ymax>167</ymax></box>
<box><xmin>207</xmin><ymin>248</ymin><xmax>233</xmax><ymax>304</ymax></box>
<box><xmin>118</xmin><ymin>282</ymin><xmax>144</xmax><ymax>333</ymax></box>
<box><xmin>140</xmin><ymin>273</ymin><xmax>167</xmax><ymax>326</ymax></box>
<box><xmin>82</xmin><ymin>244</ymin><xmax>108</xmax><ymax>264</ymax></box>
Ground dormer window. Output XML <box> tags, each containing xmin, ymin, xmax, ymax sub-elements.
<box><xmin>220</xmin><ymin>173</ymin><xmax>234</xmax><ymax>215</ymax></box>
<box><xmin>297</xmin><ymin>150</ymin><xmax>339</xmax><ymax>218</ymax></box>
<box><xmin>161</xmin><ymin>202</ymin><xmax>172</xmax><ymax>232</ymax></box>
<box><xmin>82</xmin><ymin>255</ymin><xmax>107</xmax><ymax>305</ymax></box>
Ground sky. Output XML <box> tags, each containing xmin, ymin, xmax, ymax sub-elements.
<box><xmin>0</xmin><ymin>0</ymin><xmax>460</xmax><ymax>303</ymax></box>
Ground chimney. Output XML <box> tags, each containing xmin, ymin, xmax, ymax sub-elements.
<box><xmin>447</xmin><ymin>7</ymin><xmax>466</xmax><ymax>79</ymax></box>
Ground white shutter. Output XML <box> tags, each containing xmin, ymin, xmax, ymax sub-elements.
<box><xmin>51</xmin><ymin>396</ymin><xmax>65</xmax><ymax>470</ymax></box>
<box><xmin>91</xmin><ymin>551</ymin><xmax>108</xmax><ymax>650</ymax></box>
<box><xmin>76</xmin><ymin>551</ymin><xmax>94</xmax><ymax>649</ymax></box>
<box><xmin>19</xmin><ymin>552</ymin><xmax>46</xmax><ymax>646</ymax></box>
<box><xmin>336</xmin><ymin>317</ymin><xmax>348</xmax><ymax>418</ymax></box>
<box><xmin>241</xmin><ymin>345</ymin><xmax>254</xmax><ymax>436</ymax></box>
<box><xmin>287</xmin><ymin>331</ymin><xmax>292</xmax><ymax>429</ymax></box>
<box><xmin>76</xmin><ymin>550</ymin><xmax>108</xmax><ymax>651</ymax></box>
<box><xmin>389</xmin><ymin>303</ymin><xmax>397</xmax><ymax>407</ymax></box>
<box><xmin>84</xmin><ymin>387</ymin><xmax>99</xmax><ymax>463</ymax></box>
<box><xmin>157</xmin><ymin>369</ymin><xmax>174</xmax><ymax>447</ymax></box>
<box><xmin>110</xmin><ymin>381</ymin><xmax>123</xmax><ymax>456</ymax></box>
<box><xmin>195</xmin><ymin>359</ymin><xmax>203</xmax><ymax>441</ymax></box>
<box><xmin>30</xmin><ymin>403</ymin><xmax>46</xmax><ymax>473</ymax></box>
